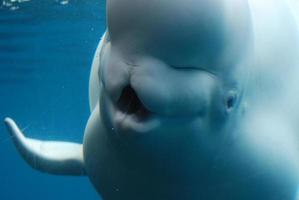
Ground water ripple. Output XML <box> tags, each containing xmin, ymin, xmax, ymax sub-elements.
<box><xmin>1</xmin><ymin>0</ymin><xmax>70</xmax><ymax>11</ymax></box>
<box><xmin>2</xmin><ymin>0</ymin><xmax>31</xmax><ymax>11</ymax></box>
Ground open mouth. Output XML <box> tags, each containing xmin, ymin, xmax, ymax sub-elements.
<box><xmin>105</xmin><ymin>85</ymin><xmax>159</xmax><ymax>134</ymax></box>
<box><xmin>105</xmin><ymin>84</ymin><xmax>201</xmax><ymax>134</ymax></box>
<box><xmin>116</xmin><ymin>85</ymin><xmax>152</xmax><ymax>122</ymax></box>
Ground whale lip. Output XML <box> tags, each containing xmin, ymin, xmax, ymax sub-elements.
<box><xmin>113</xmin><ymin>109</ymin><xmax>160</xmax><ymax>134</ymax></box>
<box><xmin>104</xmin><ymin>84</ymin><xmax>207</xmax><ymax>135</ymax></box>
<box><xmin>103</xmin><ymin>86</ymin><xmax>160</xmax><ymax>135</ymax></box>
<box><xmin>116</xmin><ymin>85</ymin><xmax>153</xmax><ymax>121</ymax></box>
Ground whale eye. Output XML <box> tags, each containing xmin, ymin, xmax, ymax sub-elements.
<box><xmin>225</xmin><ymin>92</ymin><xmax>238</xmax><ymax>112</ymax></box>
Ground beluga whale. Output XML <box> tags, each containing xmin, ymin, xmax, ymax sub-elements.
<box><xmin>5</xmin><ymin>0</ymin><xmax>299</xmax><ymax>199</ymax></box>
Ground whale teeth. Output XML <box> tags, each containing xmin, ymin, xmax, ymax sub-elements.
<box><xmin>116</xmin><ymin>85</ymin><xmax>152</xmax><ymax>121</ymax></box>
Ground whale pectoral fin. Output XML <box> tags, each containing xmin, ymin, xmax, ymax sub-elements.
<box><xmin>4</xmin><ymin>118</ymin><xmax>86</xmax><ymax>176</ymax></box>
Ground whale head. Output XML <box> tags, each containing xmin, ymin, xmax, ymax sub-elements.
<box><xmin>84</xmin><ymin>0</ymin><xmax>299</xmax><ymax>199</ymax></box>
<box><xmin>99</xmin><ymin>0</ymin><xmax>252</xmax><ymax>136</ymax></box>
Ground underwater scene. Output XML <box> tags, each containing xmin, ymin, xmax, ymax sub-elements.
<box><xmin>0</xmin><ymin>0</ymin><xmax>103</xmax><ymax>199</ymax></box>
<box><xmin>2</xmin><ymin>0</ymin><xmax>299</xmax><ymax>200</ymax></box>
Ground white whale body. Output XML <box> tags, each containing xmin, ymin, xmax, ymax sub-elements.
<box><xmin>4</xmin><ymin>0</ymin><xmax>299</xmax><ymax>199</ymax></box>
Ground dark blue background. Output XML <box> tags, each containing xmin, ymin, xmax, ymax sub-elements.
<box><xmin>0</xmin><ymin>1</ymin><xmax>105</xmax><ymax>199</ymax></box>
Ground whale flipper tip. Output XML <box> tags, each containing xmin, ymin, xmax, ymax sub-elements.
<box><xmin>4</xmin><ymin>117</ymin><xmax>12</xmax><ymax>124</ymax></box>
<box><xmin>4</xmin><ymin>117</ymin><xmax>24</xmax><ymax>139</ymax></box>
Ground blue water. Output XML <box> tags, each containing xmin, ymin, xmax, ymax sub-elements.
<box><xmin>0</xmin><ymin>1</ymin><xmax>105</xmax><ymax>199</ymax></box>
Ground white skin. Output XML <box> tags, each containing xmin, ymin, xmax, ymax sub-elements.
<box><xmin>4</xmin><ymin>0</ymin><xmax>299</xmax><ymax>199</ymax></box>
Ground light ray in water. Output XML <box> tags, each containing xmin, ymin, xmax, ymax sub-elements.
<box><xmin>0</xmin><ymin>135</ymin><xmax>14</xmax><ymax>144</ymax></box>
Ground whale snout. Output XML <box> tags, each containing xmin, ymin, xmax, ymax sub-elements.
<box><xmin>102</xmin><ymin>55</ymin><xmax>222</xmax><ymax>121</ymax></box>
<box><xmin>100</xmin><ymin>49</ymin><xmax>230</xmax><ymax>135</ymax></box>
<box><xmin>129</xmin><ymin>60</ymin><xmax>221</xmax><ymax>118</ymax></box>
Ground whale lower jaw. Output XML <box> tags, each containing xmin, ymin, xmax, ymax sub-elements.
<box><xmin>114</xmin><ymin>110</ymin><xmax>160</xmax><ymax>134</ymax></box>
